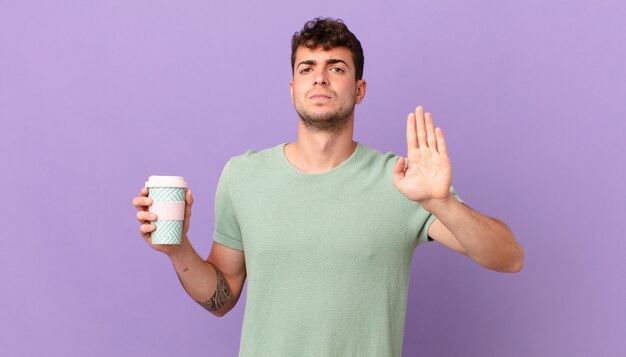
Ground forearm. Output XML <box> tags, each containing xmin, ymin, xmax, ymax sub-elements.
<box><xmin>169</xmin><ymin>235</ymin><xmax>232</xmax><ymax>315</ymax></box>
<box><xmin>425</xmin><ymin>197</ymin><xmax>524</xmax><ymax>272</ymax></box>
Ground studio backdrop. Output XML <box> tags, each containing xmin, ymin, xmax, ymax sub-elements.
<box><xmin>1</xmin><ymin>1</ymin><xmax>624</xmax><ymax>356</ymax></box>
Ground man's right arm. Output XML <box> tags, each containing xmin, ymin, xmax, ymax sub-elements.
<box><xmin>169</xmin><ymin>237</ymin><xmax>246</xmax><ymax>317</ymax></box>
<box><xmin>134</xmin><ymin>186</ymin><xmax>246</xmax><ymax>317</ymax></box>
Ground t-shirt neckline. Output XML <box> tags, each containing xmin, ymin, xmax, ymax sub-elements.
<box><xmin>278</xmin><ymin>141</ymin><xmax>363</xmax><ymax>177</ymax></box>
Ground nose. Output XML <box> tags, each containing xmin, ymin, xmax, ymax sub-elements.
<box><xmin>313</xmin><ymin>71</ymin><xmax>328</xmax><ymax>86</ymax></box>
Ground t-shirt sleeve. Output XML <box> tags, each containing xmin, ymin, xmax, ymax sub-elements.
<box><xmin>212</xmin><ymin>159</ymin><xmax>244</xmax><ymax>251</ymax></box>
<box><xmin>407</xmin><ymin>185</ymin><xmax>463</xmax><ymax>247</ymax></box>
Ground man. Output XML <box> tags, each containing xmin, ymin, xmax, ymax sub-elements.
<box><xmin>132</xmin><ymin>18</ymin><xmax>524</xmax><ymax>357</ymax></box>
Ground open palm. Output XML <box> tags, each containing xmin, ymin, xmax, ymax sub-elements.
<box><xmin>393</xmin><ymin>106</ymin><xmax>452</xmax><ymax>205</ymax></box>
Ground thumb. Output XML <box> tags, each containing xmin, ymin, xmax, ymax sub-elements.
<box><xmin>184</xmin><ymin>189</ymin><xmax>193</xmax><ymax>220</ymax></box>
<box><xmin>393</xmin><ymin>157</ymin><xmax>405</xmax><ymax>183</ymax></box>
<box><xmin>186</xmin><ymin>188</ymin><xmax>194</xmax><ymax>206</ymax></box>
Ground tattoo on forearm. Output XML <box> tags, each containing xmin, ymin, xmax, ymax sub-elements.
<box><xmin>197</xmin><ymin>264</ymin><xmax>231</xmax><ymax>312</ymax></box>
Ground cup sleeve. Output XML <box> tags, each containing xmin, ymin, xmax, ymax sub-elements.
<box><xmin>212</xmin><ymin>159</ymin><xmax>244</xmax><ymax>251</ymax></box>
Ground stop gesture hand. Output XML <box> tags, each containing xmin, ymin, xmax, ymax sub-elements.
<box><xmin>393</xmin><ymin>106</ymin><xmax>452</xmax><ymax>211</ymax></box>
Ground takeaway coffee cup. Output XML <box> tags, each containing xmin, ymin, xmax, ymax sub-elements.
<box><xmin>144</xmin><ymin>176</ymin><xmax>188</xmax><ymax>244</ymax></box>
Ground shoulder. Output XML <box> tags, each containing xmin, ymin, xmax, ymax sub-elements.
<box><xmin>356</xmin><ymin>142</ymin><xmax>402</xmax><ymax>174</ymax></box>
<box><xmin>223</xmin><ymin>143</ymin><xmax>283</xmax><ymax>176</ymax></box>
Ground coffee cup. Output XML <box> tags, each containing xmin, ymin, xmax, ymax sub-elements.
<box><xmin>144</xmin><ymin>176</ymin><xmax>188</xmax><ymax>244</ymax></box>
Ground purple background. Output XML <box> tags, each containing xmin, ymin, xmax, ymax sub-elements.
<box><xmin>1</xmin><ymin>1</ymin><xmax>625</xmax><ymax>356</ymax></box>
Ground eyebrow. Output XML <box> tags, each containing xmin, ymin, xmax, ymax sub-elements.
<box><xmin>296</xmin><ymin>58</ymin><xmax>349</xmax><ymax>68</ymax></box>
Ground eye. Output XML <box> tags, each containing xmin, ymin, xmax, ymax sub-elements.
<box><xmin>299</xmin><ymin>67</ymin><xmax>313</xmax><ymax>74</ymax></box>
<box><xmin>330</xmin><ymin>67</ymin><xmax>345</xmax><ymax>73</ymax></box>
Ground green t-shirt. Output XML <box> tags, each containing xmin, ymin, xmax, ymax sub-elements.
<box><xmin>213</xmin><ymin>141</ymin><xmax>461</xmax><ymax>357</ymax></box>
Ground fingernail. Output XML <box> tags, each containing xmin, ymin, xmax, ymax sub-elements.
<box><xmin>150</xmin><ymin>214</ymin><xmax>157</xmax><ymax>220</ymax></box>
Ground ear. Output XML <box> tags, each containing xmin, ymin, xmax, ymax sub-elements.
<box><xmin>289</xmin><ymin>79</ymin><xmax>294</xmax><ymax>105</ymax></box>
<box><xmin>355</xmin><ymin>79</ymin><xmax>367</xmax><ymax>104</ymax></box>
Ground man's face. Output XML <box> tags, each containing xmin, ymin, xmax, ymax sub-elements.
<box><xmin>290</xmin><ymin>46</ymin><xmax>366</xmax><ymax>134</ymax></box>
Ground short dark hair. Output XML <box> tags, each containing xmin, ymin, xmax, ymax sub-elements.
<box><xmin>291</xmin><ymin>17</ymin><xmax>364</xmax><ymax>80</ymax></box>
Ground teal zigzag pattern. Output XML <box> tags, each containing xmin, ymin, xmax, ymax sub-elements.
<box><xmin>152</xmin><ymin>220</ymin><xmax>183</xmax><ymax>244</ymax></box>
<box><xmin>149</xmin><ymin>187</ymin><xmax>185</xmax><ymax>202</ymax></box>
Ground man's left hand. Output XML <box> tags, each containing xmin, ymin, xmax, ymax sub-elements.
<box><xmin>393</xmin><ymin>106</ymin><xmax>453</xmax><ymax>212</ymax></box>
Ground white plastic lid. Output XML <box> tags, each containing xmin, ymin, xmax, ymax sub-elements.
<box><xmin>145</xmin><ymin>175</ymin><xmax>188</xmax><ymax>188</ymax></box>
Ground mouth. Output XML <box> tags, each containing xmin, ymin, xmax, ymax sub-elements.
<box><xmin>309</xmin><ymin>93</ymin><xmax>332</xmax><ymax>100</ymax></box>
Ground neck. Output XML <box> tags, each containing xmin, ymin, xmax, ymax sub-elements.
<box><xmin>284</xmin><ymin>117</ymin><xmax>357</xmax><ymax>173</ymax></box>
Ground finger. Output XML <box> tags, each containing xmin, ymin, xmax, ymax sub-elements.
<box><xmin>425</xmin><ymin>112</ymin><xmax>437</xmax><ymax>152</ymax></box>
<box><xmin>136</xmin><ymin>211</ymin><xmax>157</xmax><ymax>222</ymax></box>
<box><xmin>415</xmin><ymin>106</ymin><xmax>427</xmax><ymax>149</ymax></box>
<box><xmin>436</xmin><ymin>127</ymin><xmax>448</xmax><ymax>157</ymax></box>
<box><xmin>140</xmin><ymin>223</ymin><xmax>156</xmax><ymax>235</ymax></box>
<box><xmin>132</xmin><ymin>196</ymin><xmax>152</xmax><ymax>208</ymax></box>
<box><xmin>406</xmin><ymin>113</ymin><xmax>418</xmax><ymax>152</ymax></box>
<box><xmin>133</xmin><ymin>188</ymin><xmax>151</xmax><ymax>211</ymax></box>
